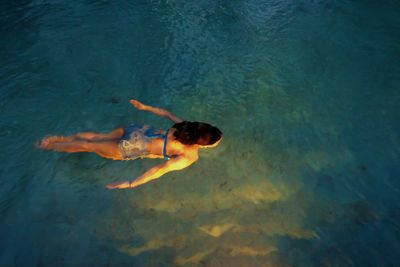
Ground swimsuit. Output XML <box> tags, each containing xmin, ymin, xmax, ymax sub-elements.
<box><xmin>119</xmin><ymin>124</ymin><xmax>170</xmax><ymax>160</ymax></box>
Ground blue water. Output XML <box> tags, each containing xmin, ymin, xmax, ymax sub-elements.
<box><xmin>1</xmin><ymin>1</ymin><xmax>399</xmax><ymax>266</ymax></box>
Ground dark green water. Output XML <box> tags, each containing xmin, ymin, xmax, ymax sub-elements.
<box><xmin>1</xmin><ymin>1</ymin><xmax>399</xmax><ymax>266</ymax></box>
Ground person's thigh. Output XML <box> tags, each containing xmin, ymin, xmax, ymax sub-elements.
<box><xmin>87</xmin><ymin>140</ymin><xmax>124</xmax><ymax>160</ymax></box>
<box><xmin>73</xmin><ymin>128</ymin><xmax>124</xmax><ymax>141</ymax></box>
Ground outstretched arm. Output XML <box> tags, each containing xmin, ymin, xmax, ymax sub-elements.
<box><xmin>130</xmin><ymin>99</ymin><xmax>183</xmax><ymax>123</ymax></box>
<box><xmin>106</xmin><ymin>154</ymin><xmax>198</xmax><ymax>189</ymax></box>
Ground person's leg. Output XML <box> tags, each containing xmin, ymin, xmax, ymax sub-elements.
<box><xmin>45</xmin><ymin>139</ymin><xmax>124</xmax><ymax>160</ymax></box>
<box><xmin>38</xmin><ymin>128</ymin><xmax>126</xmax><ymax>160</ymax></box>
<box><xmin>39</xmin><ymin>128</ymin><xmax>124</xmax><ymax>147</ymax></box>
<box><xmin>72</xmin><ymin>128</ymin><xmax>124</xmax><ymax>141</ymax></box>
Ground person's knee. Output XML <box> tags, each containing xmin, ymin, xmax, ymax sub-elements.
<box><xmin>75</xmin><ymin>132</ymin><xmax>97</xmax><ymax>140</ymax></box>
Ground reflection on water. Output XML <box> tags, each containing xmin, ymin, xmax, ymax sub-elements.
<box><xmin>1</xmin><ymin>0</ymin><xmax>400</xmax><ymax>266</ymax></box>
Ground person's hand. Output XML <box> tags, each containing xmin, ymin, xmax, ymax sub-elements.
<box><xmin>106</xmin><ymin>181</ymin><xmax>131</xmax><ymax>189</ymax></box>
<box><xmin>130</xmin><ymin>99</ymin><xmax>146</xmax><ymax>110</ymax></box>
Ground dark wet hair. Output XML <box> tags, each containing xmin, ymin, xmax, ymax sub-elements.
<box><xmin>172</xmin><ymin>121</ymin><xmax>223</xmax><ymax>146</ymax></box>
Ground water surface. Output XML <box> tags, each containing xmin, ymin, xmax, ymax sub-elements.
<box><xmin>1</xmin><ymin>1</ymin><xmax>399</xmax><ymax>266</ymax></box>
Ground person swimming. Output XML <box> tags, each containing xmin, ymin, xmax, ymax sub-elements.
<box><xmin>38</xmin><ymin>99</ymin><xmax>223</xmax><ymax>189</ymax></box>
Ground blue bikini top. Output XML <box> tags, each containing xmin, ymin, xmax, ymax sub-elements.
<box><xmin>144</xmin><ymin>127</ymin><xmax>170</xmax><ymax>160</ymax></box>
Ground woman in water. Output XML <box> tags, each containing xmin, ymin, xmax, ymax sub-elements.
<box><xmin>39</xmin><ymin>99</ymin><xmax>223</xmax><ymax>189</ymax></box>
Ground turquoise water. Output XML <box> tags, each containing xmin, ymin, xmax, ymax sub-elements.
<box><xmin>1</xmin><ymin>0</ymin><xmax>399</xmax><ymax>266</ymax></box>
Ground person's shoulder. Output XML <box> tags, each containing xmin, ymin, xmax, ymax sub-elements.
<box><xmin>183</xmin><ymin>145</ymin><xmax>199</xmax><ymax>161</ymax></box>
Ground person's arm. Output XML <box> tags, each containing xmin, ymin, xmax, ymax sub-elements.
<box><xmin>130</xmin><ymin>99</ymin><xmax>183</xmax><ymax>123</ymax></box>
<box><xmin>106</xmin><ymin>153</ymin><xmax>198</xmax><ymax>189</ymax></box>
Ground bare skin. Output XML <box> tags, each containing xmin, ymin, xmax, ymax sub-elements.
<box><xmin>38</xmin><ymin>99</ymin><xmax>218</xmax><ymax>189</ymax></box>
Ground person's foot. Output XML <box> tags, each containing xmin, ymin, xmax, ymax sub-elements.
<box><xmin>37</xmin><ymin>137</ymin><xmax>53</xmax><ymax>149</ymax></box>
